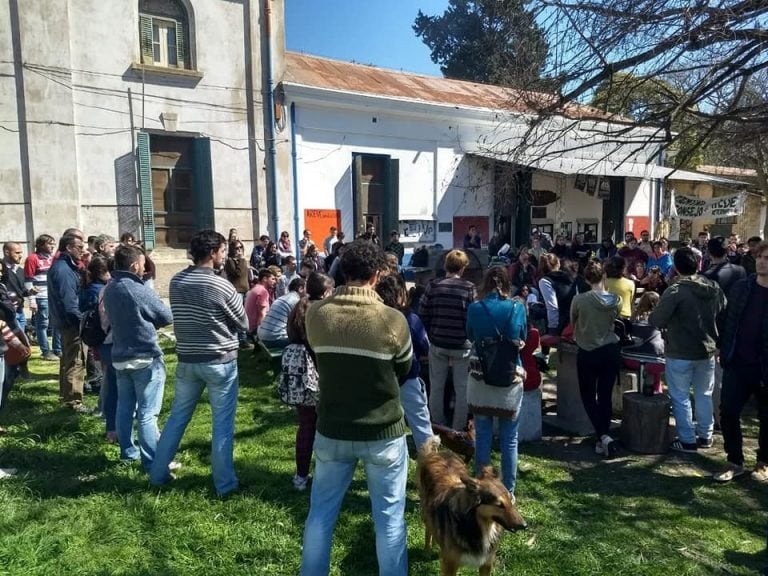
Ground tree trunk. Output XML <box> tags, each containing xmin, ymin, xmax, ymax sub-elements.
<box><xmin>754</xmin><ymin>142</ymin><xmax>768</xmax><ymax>238</ymax></box>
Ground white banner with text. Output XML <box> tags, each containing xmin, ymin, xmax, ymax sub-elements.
<box><xmin>674</xmin><ymin>192</ymin><xmax>745</xmax><ymax>219</ymax></box>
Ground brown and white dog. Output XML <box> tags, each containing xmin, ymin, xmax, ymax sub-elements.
<box><xmin>417</xmin><ymin>439</ymin><xmax>527</xmax><ymax>576</ymax></box>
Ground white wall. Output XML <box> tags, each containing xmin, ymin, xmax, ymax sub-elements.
<box><xmin>289</xmin><ymin>95</ymin><xmax>656</xmax><ymax>248</ymax></box>
<box><xmin>0</xmin><ymin>0</ymin><xmax>275</xmax><ymax>251</ymax></box>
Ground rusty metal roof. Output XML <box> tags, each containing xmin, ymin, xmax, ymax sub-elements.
<box><xmin>284</xmin><ymin>51</ymin><xmax>613</xmax><ymax>119</ymax></box>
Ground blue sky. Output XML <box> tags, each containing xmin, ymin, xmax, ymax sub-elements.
<box><xmin>285</xmin><ymin>1</ymin><xmax>448</xmax><ymax>76</ymax></box>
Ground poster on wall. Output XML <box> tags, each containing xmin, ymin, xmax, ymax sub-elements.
<box><xmin>304</xmin><ymin>209</ymin><xmax>341</xmax><ymax>248</ymax></box>
<box><xmin>597</xmin><ymin>179</ymin><xmax>611</xmax><ymax>199</ymax></box>
<box><xmin>674</xmin><ymin>192</ymin><xmax>746</xmax><ymax>219</ymax></box>
<box><xmin>398</xmin><ymin>220</ymin><xmax>436</xmax><ymax>243</ymax></box>
<box><xmin>625</xmin><ymin>216</ymin><xmax>650</xmax><ymax>236</ymax></box>
<box><xmin>585</xmin><ymin>176</ymin><xmax>598</xmax><ymax>196</ymax></box>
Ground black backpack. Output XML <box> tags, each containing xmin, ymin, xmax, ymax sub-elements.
<box><xmin>80</xmin><ymin>306</ymin><xmax>107</xmax><ymax>348</ymax></box>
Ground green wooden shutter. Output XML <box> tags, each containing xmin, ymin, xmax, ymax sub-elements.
<box><xmin>175</xmin><ymin>21</ymin><xmax>186</xmax><ymax>69</ymax></box>
<box><xmin>193</xmin><ymin>137</ymin><xmax>215</xmax><ymax>230</ymax></box>
<box><xmin>137</xmin><ymin>132</ymin><xmax>155</xmax><ymax>249</ymax></box>
<box><xmin>386</xmin><ymin>158</ymin><xmax>400</xmax><ymax>236</ymax></box>
<box><xmin>352</xmin><ymin>154</ymin><xmax>363</xmax><ymax>235</ymax></box>
<box><xmin>139</xmin><ymin>15</ymin><xmax>153</xmax><ymax>64</ymax></box>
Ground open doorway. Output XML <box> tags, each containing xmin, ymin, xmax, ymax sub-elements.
<box><xmin>352</xmin><ymin>153</ymin><xmax>399</xmax><ymax>239</ymax></box>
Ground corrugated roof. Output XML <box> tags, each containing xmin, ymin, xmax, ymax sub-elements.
<box><xmin>284</xmin><ymin>52</ymin><xmax>617</xmax><ymax>120</ymax></box>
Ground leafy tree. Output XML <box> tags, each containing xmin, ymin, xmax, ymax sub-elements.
<box><xmin>591</xmin><ymin>73</ymin><xmax>703</xmax><ymax>168</ymax></box>
<box><xmin>413</xmin><ymin>0</ymin><xmax>549</xmax><ymax>88</ymax></box>
<box><xmin>523</xmin><ymin>0</ymin><xmax>768</xmax><ymax>168</ymax></box>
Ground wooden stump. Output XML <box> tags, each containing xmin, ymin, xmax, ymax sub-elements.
<box><xmin>621</xmin><ymin>392</ymin><xmax>671</xmax><ymax>454</ymax></box>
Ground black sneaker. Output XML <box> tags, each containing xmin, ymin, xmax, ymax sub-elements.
<box><xmin>696</xmin><ymin>437</ymin><xmax>714</xmax><ymax>449</ymax></box>
<box><xmin>671</xmin><ymin>439</ymin><xmax>698</xmax><ymax>453</ymax></box>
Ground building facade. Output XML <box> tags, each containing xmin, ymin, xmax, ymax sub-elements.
<box><xmin>1</xmin><ymin>0</ymin><xmax>289</xmax><ymax>277</ymax></box>
<box><xmin>281</xmin><ymin>53</ymin><xmax>668</xmax><ymax>254</ymax></box>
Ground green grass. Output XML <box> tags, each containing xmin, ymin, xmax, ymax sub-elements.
<box><xmin>0</xmin><ymin>346</ymin><xmax>766</xmax><ymax>575</ymax></box>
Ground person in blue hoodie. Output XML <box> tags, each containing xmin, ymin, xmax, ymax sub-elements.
<box><xmin>103</xmin><ymin>244</ymin><xmax>174</xmax><ymax>473</ymax></box>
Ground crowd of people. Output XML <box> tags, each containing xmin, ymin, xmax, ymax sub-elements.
<box><xmin>0</xmin><ymin>221</ymin><xmax>766</xmax><ymax>575</ymax></box>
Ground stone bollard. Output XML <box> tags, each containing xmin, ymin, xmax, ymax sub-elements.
<box><xmin>555</xmin><ymin>341</ymin><xmax>595</xmax><ymax>435</ymax></box>
<box><xmin>612</xmin><ymin>371</ymin><xmax>639</xmax><ymax>418</ymax></box>
<box><xmin>518</xmin><ymin>387</ymin><xmax>542</xmax><ymax>442</ymax></box>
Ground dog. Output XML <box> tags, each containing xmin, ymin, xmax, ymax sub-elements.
<box><xmin>431</xmin><ymin>421</ymin><xmax>476</xmax><ymax>463</ymax></box>
<box><xmin>417</xmin><ymin>439</ymin><xmax>527</xmax><ymax>576</ymax></box>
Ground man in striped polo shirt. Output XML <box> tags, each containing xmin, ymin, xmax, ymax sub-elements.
<box><xmin>24</xmin><ymin>235</ymin><xmax>61</xmax><ymax>361</ymax></box>
<box><xmin>418</xmin><ymin>249</ymin><xmax>476</xmax><ymax>430</ymax></box>
<box><xmin>300</xmin><ymin>240</ymin><xmax>412</xmax><ymax>576</ymax></box>
<box><xmin>150</xmin><ymin>230</ymin><xmax>248</xmax><ymax>497</ymax></box>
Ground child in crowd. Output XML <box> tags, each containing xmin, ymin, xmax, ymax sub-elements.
<box><xmin>623</xmin><ymin>292</ymin><xmax>665</xmax><ymax>393</ymax></box>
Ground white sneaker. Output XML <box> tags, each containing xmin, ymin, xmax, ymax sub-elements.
<box><xmin>595</xmin><ymin>439</ymin><xmax>606</xmax><ymax>455</ymax></box>
<box><xmin>168</xmin><ymin>461</ymin><xmax>183</xmax><ymax>472</ymax></box>
<box><xmin>600</xmin><ymin>435</ymin><xmax>618</xmax><ymax>458</ymax></box>
<box><xmin>292</xmin><ymin>474</ymin><xmax>309</xmax><ymax>491</ymax></box>
<box><xmin>0</xmin><ymin>468</ymin><xmax>18</xmax><ymax>479</ymax></box>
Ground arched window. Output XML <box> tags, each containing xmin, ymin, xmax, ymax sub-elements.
<box><xmin>139</xmin><ymin>0</ymin><xmax>191</xmax><ymax>69</ymax></box>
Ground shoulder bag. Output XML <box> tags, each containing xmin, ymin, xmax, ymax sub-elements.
<box><xmin>475</xmin><ymin>300</ymin><xmax>521</xmax><ymax>387</ymax></box>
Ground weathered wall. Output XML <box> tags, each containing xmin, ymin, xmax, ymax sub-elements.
<box><xmin>0</xmin><ymin>0</ymin><xmax>284</xmax><ymax>257</ymax></box>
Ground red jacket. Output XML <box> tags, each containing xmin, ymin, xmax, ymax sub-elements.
<box><xmin>521</xmin><ymin>327</ymin><xmax>542</xmax><ymax>391</ymax></box>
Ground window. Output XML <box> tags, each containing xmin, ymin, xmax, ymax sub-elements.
<box><xmin>139</xmin><ymin>0</ymin><xmax>190</xmax><ymax>69</ymax></box>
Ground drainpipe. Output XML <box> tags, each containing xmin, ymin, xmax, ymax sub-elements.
<box><xmin>290</xmin><ymin>102</ymin><xmax>301</xmax><ymax>260</ymax></box>
<box><xmin>264</xmin><ymin>0</ymin><xmax>279</xmax><ymax>237</ymax></box>
<box><xmin>655</xmin><ymin>146</ymin><xmax>665</xmax><ymax>237</ymax></box>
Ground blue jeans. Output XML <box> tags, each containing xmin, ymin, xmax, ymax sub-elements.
<box><xmin>99</xmin><ymin>343</ymin><xmax>118</xmax><ymax>433</ymax></box>
<box><xmin>399</xmin><ymin>377</ymin><xmax>433</xmax><ymax>451</ymax></box>
<box><xmin>150</xmin><ymin>360</ymin><xmax>239</xmax><ymax>495</ymax></box>
<box><xmin>665</xmin><ymin>357</ymin><xmax>715</xmax><ymax>444</ymax></box>
<box><xmin>34</xmin><ymin>299</ymin><xmax>61</xmax><ymax>355</ymax></box>
<box><xmin>300</xmin><ymin>433</ymin><xmax>408</xmax><ymax>576</ymax></box>
<box><xmin>474</xmin><ymin>413</ymin><xmax>521</xmax><ymax>494</ymax></box>
<box><xmin>115</xmin><ymin>357</ymin><xmax>166</xmax><ymax>470</ymax></box>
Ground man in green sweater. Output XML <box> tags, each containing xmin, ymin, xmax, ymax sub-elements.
<box><xmin>300</xmin><ymin>240</ymin><xmax>413</xmax><ymax>576</ymax></box>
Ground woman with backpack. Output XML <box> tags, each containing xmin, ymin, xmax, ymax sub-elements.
<box><xmin>79</xmin><ymin>256</ymin><xmax>117</xmax><ymax>441</ymax></box>
<box><xmin>466</xmin><ymin>267</ymin><xmax>527</xmax><ymax>500</ymax></box>
<box><xmin>278</xmin><ymin>272</ymin><xmax>334</xmax><ymax>491</ymax></box>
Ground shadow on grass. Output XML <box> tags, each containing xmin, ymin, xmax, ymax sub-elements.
<box><xmin>519</xmin><ymin>437</ymin><xmax>768</xmax><ymax>574</ymax></box>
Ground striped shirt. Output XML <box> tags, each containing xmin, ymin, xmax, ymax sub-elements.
<box><xmin>418</xmin><ymin>276</ymin><xmax>476</xmax><ymax>349</ymax></box>
<box><xmin>24</xmin><ymin>251</ymin><xmax>53</xmax><ymax>302</ymax></box>
<box><xmin>257</xmin><ymin>291</ymin><xmax>300</xmax><ymax>342</ymax></box>
<box><xmin>169</xmin><ymin>266</ymin><xmax>248</xmax><ymax>363</ymax></box>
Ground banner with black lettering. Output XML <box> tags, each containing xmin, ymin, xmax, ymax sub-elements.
<box><xmin>674</xmin><ymin>192</ymin><xmax>745</xmax><ymax>219</ymax></box>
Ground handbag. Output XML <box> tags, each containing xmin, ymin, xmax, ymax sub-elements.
<box><xmin>474</xmin><ymin>300</ymin><xmax>521</xmax><ymax>387</ymax></box>
<box><xmin>277</xmin><ymin>344</ymin><xmax>319</xmax><ymax>406</ymax></box>
<box><xmin>1</xmin><ymin>320</ymin><xmax>31</xmax><ymax>366</ymax></box>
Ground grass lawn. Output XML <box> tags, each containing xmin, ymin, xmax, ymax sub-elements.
<box><xmin>0</xmin><ymin>345</ymin><xmax>766</xmax><ymax>575</ymax></box>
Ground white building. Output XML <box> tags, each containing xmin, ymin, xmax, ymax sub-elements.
<box><xmin>281</xmin><ymin>53</ymin><xmax>671</xmax><ymax>251</ymax></box>
<box><xmin>1</xmin><ymin>0</ymin><xmax>290</xmax><ymax>288</ymax></box>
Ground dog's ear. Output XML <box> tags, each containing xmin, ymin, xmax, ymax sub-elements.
<box><xmin>477</xmin><ymin>466</ymin><xmax>498</xmax><ymax>480</ymax></box>
<box><xmin>460</xmin><ymin>474</ymin><xmax>479</xmax><ymax>493</ymax></box>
